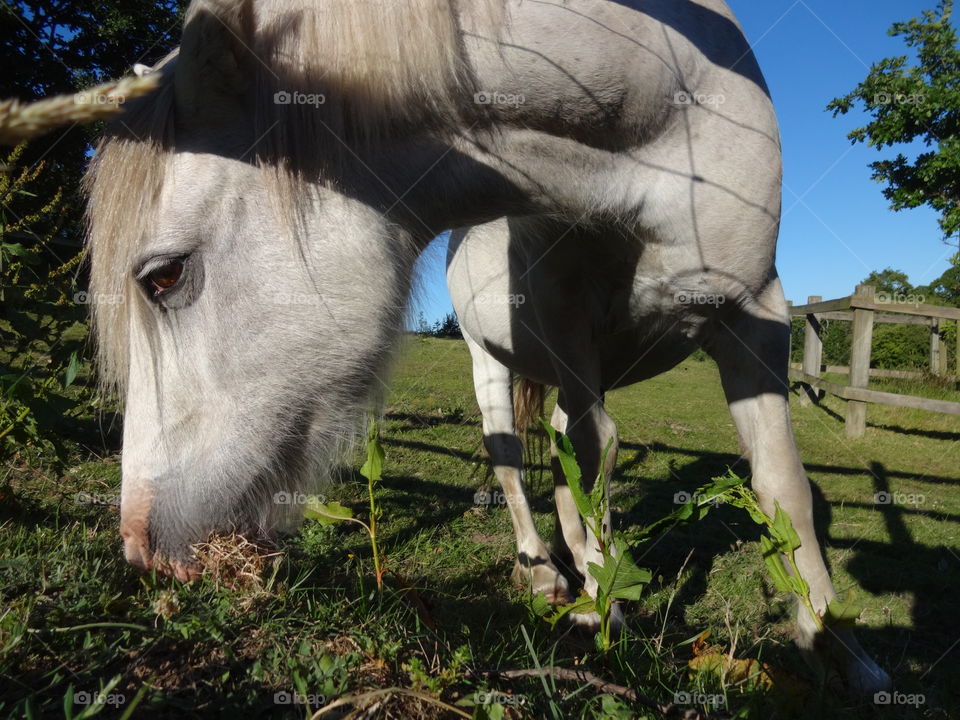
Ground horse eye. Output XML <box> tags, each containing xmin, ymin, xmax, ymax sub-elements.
<box><xmin>145</xmin><ymin>259</ymin><xmax>185</xmax><ymax>297</ymax></box>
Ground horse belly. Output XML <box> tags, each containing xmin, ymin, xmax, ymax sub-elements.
<box><xmin>598</xmin><ymin>323</ymin><xmax>697</xmax><ymax>389</ymax></box>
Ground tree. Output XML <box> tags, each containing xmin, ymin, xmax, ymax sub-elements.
<box><xmin>1</xmin><ymin>3</ymin><xmax>185</xmax><ymax>460</ymax></box>
<box><xmin>413</xmin><ymin>311</ymin><xmax>432</xmax><ymax>335</ymax></box>
<box><xmin>827</xmin><ymin>1</ymin><xmax>960</xmax><ymax>246</ymax></box>
<box><xmin>431</xmin><ymin>312</ymin><xmax>462</xmax><ymax>339</ymax></box>
<box><xmin>1</xmin><ymin>1</ymin><xmax>186</xmax><ymax>254</ymax></box>
<box><xmin>861</xmin><ymin>267</ymin><xmax>914</xmax><ymax>295</ymax></box>
<box><xmin>922</xmin><ymin>254</ymin><xmax>960</xmax><ymax>303</ymax></box>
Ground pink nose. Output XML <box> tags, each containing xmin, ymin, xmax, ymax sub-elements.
<box><xmin>121</xmin><ymin>526</ymin><xmax>152</xmax><ymax>570</ymax></box>
<box><xmin>120</xmin><ymin>524</ymin><xmax>201</xmax><ymax>582</ymax></box>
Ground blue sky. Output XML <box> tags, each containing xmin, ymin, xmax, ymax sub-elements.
<box><xmin>410</xmin><ymin>0</ymin><xmax>956</xmax><ymax>325</ymax></box>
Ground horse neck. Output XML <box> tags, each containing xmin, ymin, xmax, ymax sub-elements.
<box><xmin>365</xmin><ymin>129</ymin><xmax>612</xmax><ymax>239</ymax></box>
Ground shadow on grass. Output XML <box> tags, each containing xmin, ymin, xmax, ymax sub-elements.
<box><xmin>370</xmin><ymin>426</ymin><xmax>959</xmax><ymax>715</ymax></box>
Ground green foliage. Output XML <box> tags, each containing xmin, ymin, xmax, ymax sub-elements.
<box><xmin>1</xmin><ymin>2</ymin><xmax>186</xmax><ymax>467</ymax></box>
<box><xmin>1</xmin><ymin>1</ymin><xmax>187</xmax><ymax>243</ymax></box>
<box><xmin>871</xmin><ymin>323</ymin><xmax>931</xmax><ymax>369</ymax></box>
<box><xmin>0</xmin><ymin>145</ymin><xmax>96</xmax><ymax>466</ymax></box>
<box><xmin>790</xmin><ymin>318</ymin><xmax>854</xmax><ymax>367</ymax></box>
<box><xmin>305</xmin><ymin>420</ymin><xmax>388</xmax><ymax>588</ymax></box>
<box><xmin>539</xmin><ymin>421</ymin><xmax>651</xmax><ymax>651</ymax></box>
<box><xmin>863</xmin><ymin>268</ymin><xmax>914</xmax><ymax>295</ymax></box>
<box><xmin>3</xmin><ymin>342</ymin><xmax>957</xmax><ymax>719</ymax></box>
<box><xmin>415</xmin><ymin>311</ymin><xmax>463</xmax><ymax>338</ymax></box>
<box><xmin>828</xmin><ymin>1</ymin><xmax>960</xmax><ymax>240</ymax></box>
<box><xmin>924</xmin><ymin>253</ymin><xmax>960</xmax><ymax>303</ymax></box>
<box><xmin>676</xmin><ymin>472</ymin><xmax>863</xmax><ymax>634</ymax></box>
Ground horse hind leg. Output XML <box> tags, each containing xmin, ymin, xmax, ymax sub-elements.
<box><xmin>464</xmin><ymin>332</ymin><xmax>573</xmax><ymax>605</ymax></box>
<box><xmin>707</xmin><ymin>277</ymin><xmax>890</xmax><ymax>693</ymax></box>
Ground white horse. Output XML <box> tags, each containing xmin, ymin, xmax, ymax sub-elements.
<box><xmin>446</xmin><ymin>216</ymin><xmax>890</xmax><ymax>688</ymax></box>
<box><xmin>84</xmin><ymin>0</ymin><xmax>888</xmax><ymax>692</ymax></box>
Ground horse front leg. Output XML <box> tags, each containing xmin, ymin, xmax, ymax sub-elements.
<box><xmin>708</xmin><ymin>277</ymin><xmax>890</xmax><ymax>693</ymax></box>
<box><xmin>464</xmin><ymin>332</ymin><xmax>572</xmax><ymax>605</ymax></box>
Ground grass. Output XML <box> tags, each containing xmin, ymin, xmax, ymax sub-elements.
<box><xmin>1</xmin><ymin>336</ymin><xmax>958</xmax><ymax>718</ymax></box>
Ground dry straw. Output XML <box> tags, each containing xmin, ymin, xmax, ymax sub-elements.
<box><xmin>191</xmin><ymin>533</ymin><xmax>283</xmax><ymax>594</ymax></box>
<box><xmin>0</xmin><ymin>74</ymin><xmax>160</xmax><ymax>146</ymax></box>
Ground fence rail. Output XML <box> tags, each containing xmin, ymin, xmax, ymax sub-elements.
<box><xmin>787</xmin><ymin>285</ymin><xmax>960</xmax><ymax>437</ymax></box>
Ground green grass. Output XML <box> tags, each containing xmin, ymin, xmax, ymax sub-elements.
<box><xmin>2</xmin><ymin>336</ymin><xmax>958</xmax><ymax>718</ymax></box>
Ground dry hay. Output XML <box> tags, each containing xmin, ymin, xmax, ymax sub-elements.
<box><xmin>190</xmin><ymin>532</ymin><xmax>283</xmax><ymax>595</ymax></box>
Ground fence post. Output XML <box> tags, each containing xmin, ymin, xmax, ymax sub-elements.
<box><xmin>930</xmin><ymin>318</ymin><xmax>943</xmax><ymax>376</ymax></box>
<box><xmin>800</xmin><ymin>295</ymin><xmax>823</xmax><ymax>406</ymax></box>
<box><xmin>846</xmin><ymin>285</ymin><xmax>875</xmax><ymax>437</ymax></box>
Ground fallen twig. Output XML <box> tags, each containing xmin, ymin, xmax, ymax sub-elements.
<box><xmin>481</xmin><ymin>666</ymin><xmax>722</xmax><ymax>719</ymax></box>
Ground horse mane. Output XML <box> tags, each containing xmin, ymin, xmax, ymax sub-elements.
<box><xmin>85</xmin><ymin>0</ymin><xmax>505</xmax><ymax>396</ymax></box>
<box><xmin>83</xmin><ymin>56</ymin><xmax>177</xmax><ymax>399</ymax></box>
<box><xmin>244</xmin><ymin>0</ymin><xmax>505</xmax><ymax>171</ymax></box>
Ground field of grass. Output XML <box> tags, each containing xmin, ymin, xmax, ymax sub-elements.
<box><xmin>2</xmin><ymin>336</ymin><xmax>958</xmax><ymax>719</ymax></box>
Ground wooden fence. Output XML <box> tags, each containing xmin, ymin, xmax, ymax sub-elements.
<box><xmin>788</xmin><ymin>285</ymin><xmax>960</xmax><ymax>437</ymax></box>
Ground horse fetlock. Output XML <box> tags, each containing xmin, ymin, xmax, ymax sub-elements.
<box><xmin>512</xmin><ymin>558</ymin><xmax>573</xmax><ymax>605</ymax></box>
<box><xmin>796</xmin><ymin>616</ymin><xmax>891</xmax><ymax>695</ymax></box>
<box><xmin>847</xmin><ymin>654</ymin><xmax>891</xmax><ymax>695</ymax></box>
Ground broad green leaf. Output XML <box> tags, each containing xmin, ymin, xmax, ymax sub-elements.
<box><xmin>529</xmin><ymin>591</ymin><xmax>552</xmax><ymax>618</ymax></box>
<box><xmin>760</xmin><ymin>535</ymin><xmax>793</xmax><ymax>593</ymax></box>
<box><xmin>540</xmin><ymin>421</ymin><xmax>592</xmax><ymax>520</ymax></box>
<box><xmin>822</xmin><ymin>596</ymin><xmax>863</xmax><ymax>629</ymax></box>
<box><xmin>590</xmin><ymin>436</ymin><xmax>615</xmax><ymax>513</ymax></box>
<box><xmin>587</xmin><ymin>552</ymin><xmax>651</xmax><ymax>601</ymax></box>
<box><xmin>546</xmin><ymin>592</ymin><xmax>596</xmax><ymax>626</ymax></box>
<box><xmin>63</xmin><ymin>351</ymin><xmax>79</xmax><ymax>388</ymax></box>
<box><xmin>770</xmin><ymin>502</ymin><xmax>802</xmax><ymax>552</ymax></box>
<box><xmin>600</xmin><ymin>694</ymin><xmax>634</xmax><ymax>720</ymax></box>
<box><xmin>304</xmin><ymin>500</ymin><xmax>354</xmax><ymax>526</ymax></box>
<box><xmin>788</xmin><ymin>574</ymin><xmax>809</xmax><ymax>597</ymax></box>
<box><xmin>1</xmin><ymin>242</ymin><xmax>28</xmax><ymax>257</ymax></box>
<box><xmin>359</xmin><ymin>422</ymin><xmax>385</xmax><ymax>483</ymax></box>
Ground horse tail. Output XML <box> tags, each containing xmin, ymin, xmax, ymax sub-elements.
<box><xmin>513</xmin><ymin>376</ymin><xmax>548</xmax><ymax>445</ymax></box>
